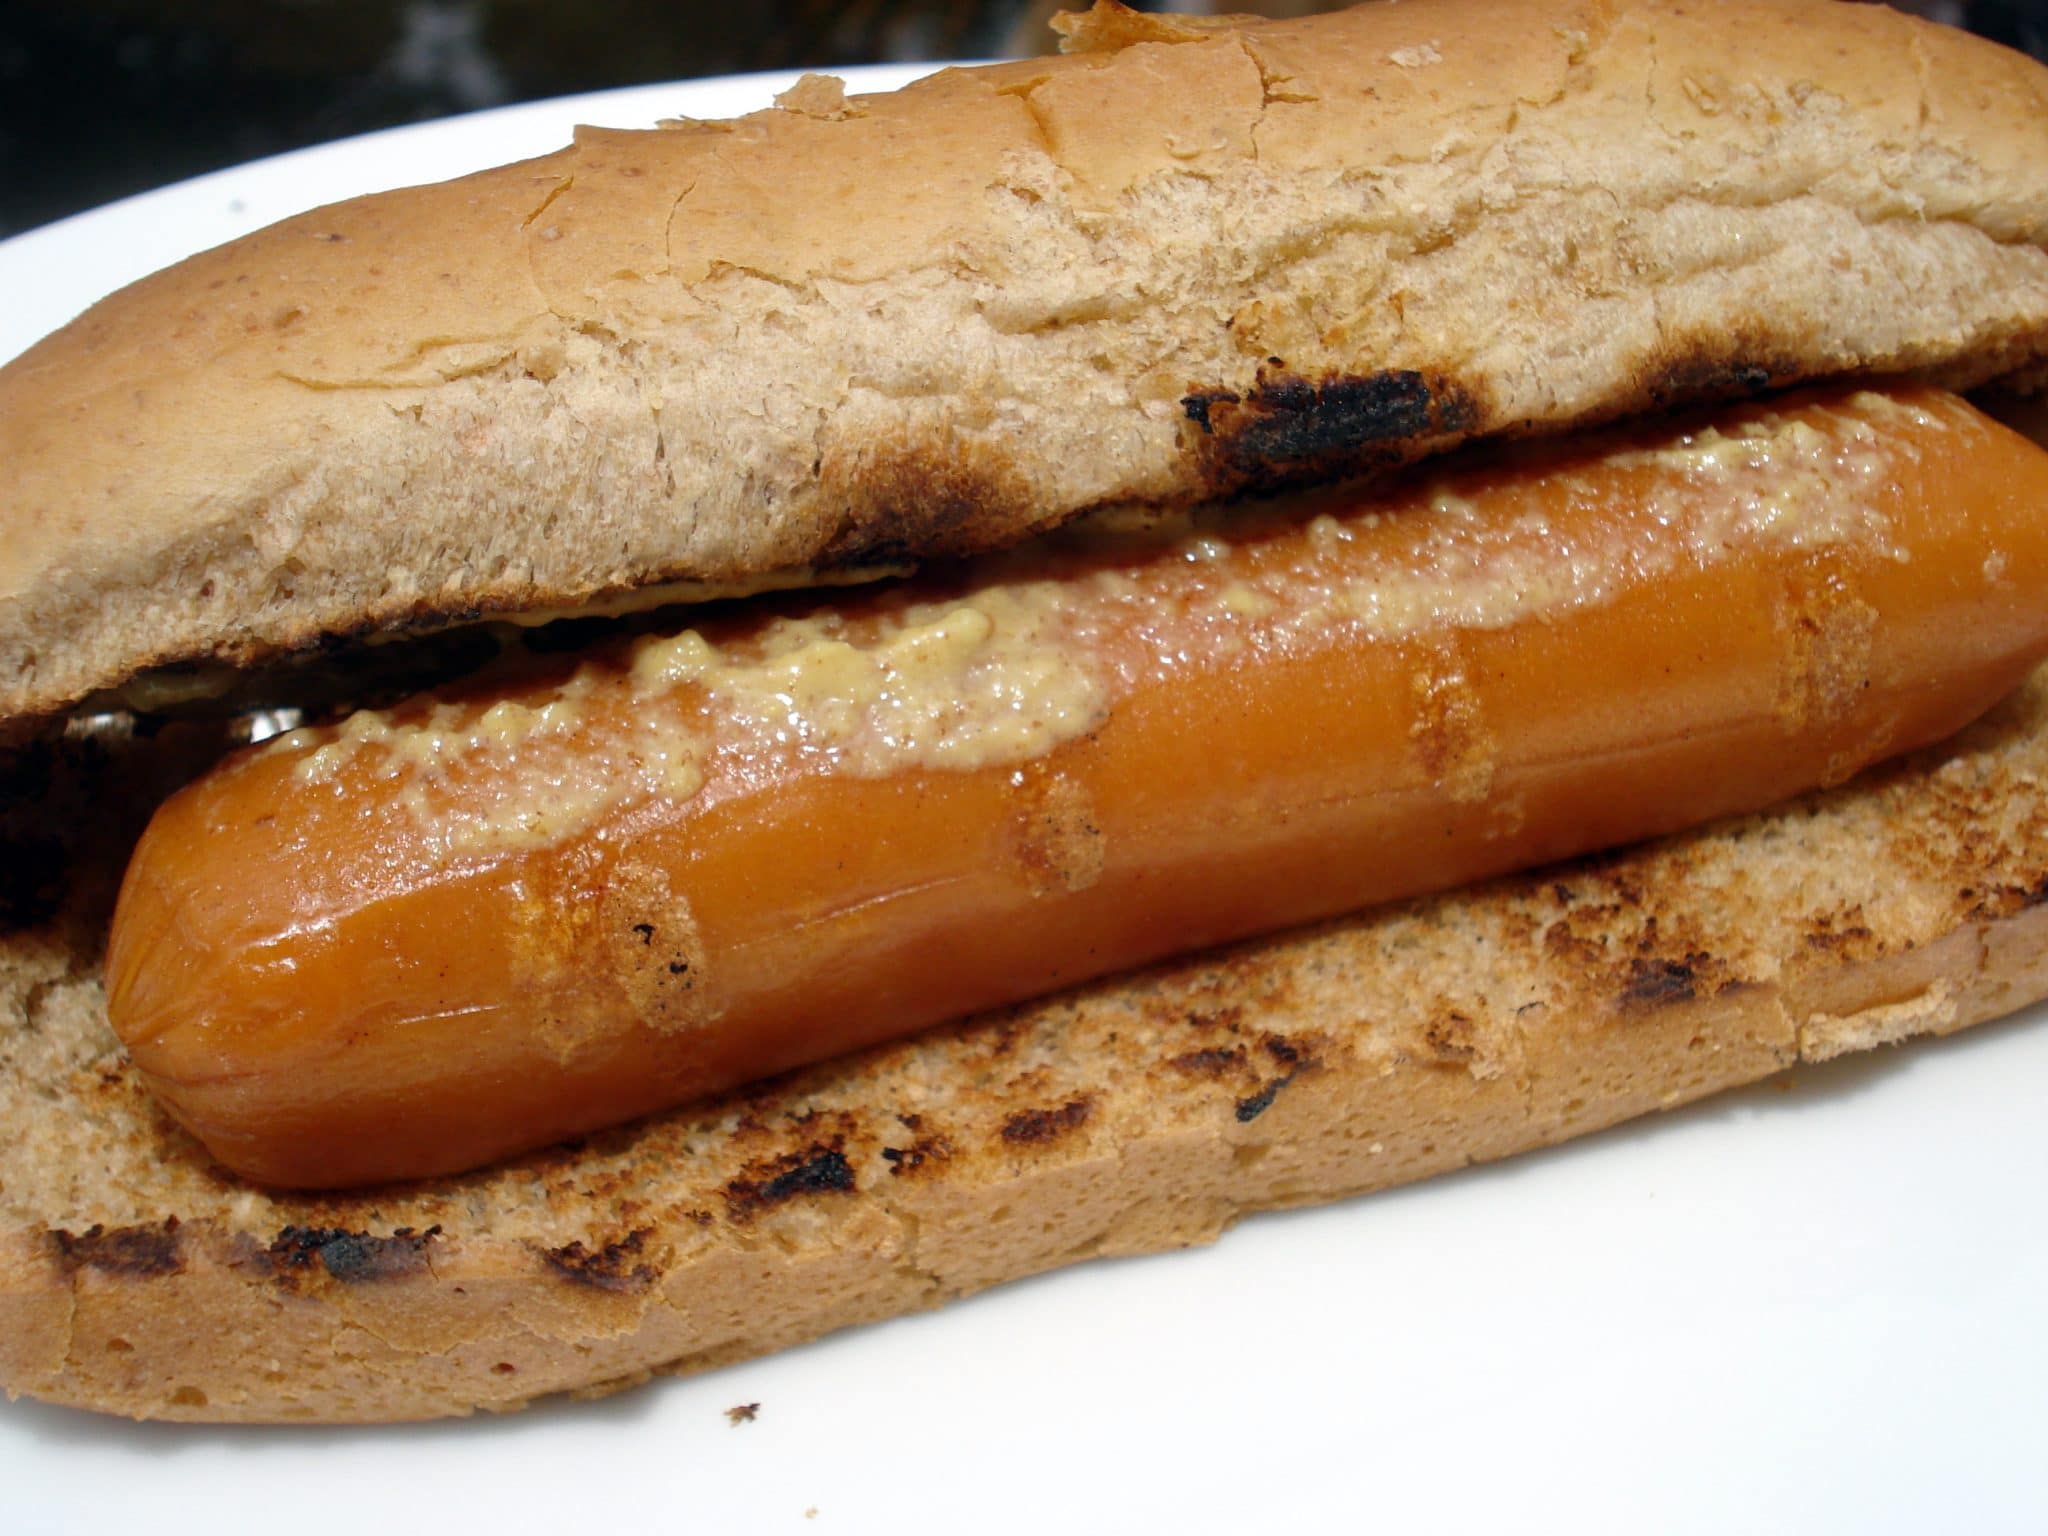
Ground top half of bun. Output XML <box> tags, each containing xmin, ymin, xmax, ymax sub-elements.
<box><xmin>3</xmin><ymin>0</ymin><xmax>2048</xmax><ymax>724</ymax></box>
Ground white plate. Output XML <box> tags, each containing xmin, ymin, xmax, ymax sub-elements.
<box><xmin>5</xmin><ymin>66</ymin><xmax>2047</xmax><ymax>1536</ymax></box>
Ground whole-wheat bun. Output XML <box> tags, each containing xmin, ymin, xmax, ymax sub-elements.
<box><xmin>5</xmin><ymin>662</ymin><xmax>2048</xmax><ymax>1422</ymax></box>
<box><xmin>4</xmin><ymin>0</ymin><xmax>2048</xmax><ymax>722</ymax></box>
<box><xmin>5</xmin><ymin>0</ymin><xmax>2048</xmax><ymax>1423</ymax></box>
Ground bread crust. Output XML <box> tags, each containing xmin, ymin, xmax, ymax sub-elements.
<box><xmin>6</xmin><ymin>0</ymin><xmax>2048</xmax><ymax>1422</ymax></box>
<box><xmin>6</xmin><ymin>663</ymin><xmax>2048</xmax><ymax>1422</ymax></box>
<box><xmin>5</xmin><ymin>0</ymin><xmax>2048</xmax><ymax>720</ymax></box>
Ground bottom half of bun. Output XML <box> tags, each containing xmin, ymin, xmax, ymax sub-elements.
<box><xmin>6</xmin><ymin>668</ymin><xmax>2048</xmax><ymax>1422</ymax></box>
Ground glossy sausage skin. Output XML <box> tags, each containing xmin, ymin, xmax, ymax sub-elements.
<box><xmin>106</xmin><ymin>387</ymin><xmax>2048</xmax><ymax>1187</ymax></box>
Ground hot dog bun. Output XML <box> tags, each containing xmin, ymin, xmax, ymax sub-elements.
<box><xmin>4</xmin><ymin>0</ymin><xmax>2048</xmax><ymax>722</ymax></box>
<box><xmin>5</xmin><ymin>667</ymin><xmax>2048</xmax><ymax>1421</ymax></box>
<box><xmin>5</xmin><ymin>0</ymin><xmax>2048</xmax><ymax>1423</ymax></box>
<box><xmin>97</xmin><ymin>387</ymin><xmax>2048</xmax><ymax>1189</ymax></box>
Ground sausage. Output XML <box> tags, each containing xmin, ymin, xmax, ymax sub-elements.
<box><xmin>105</xmin><ymin>386</ymin><xmax>2048</xmax><ymax>1187</ymax></box>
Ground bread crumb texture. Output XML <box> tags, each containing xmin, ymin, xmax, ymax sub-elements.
<box><xmin>4</xmin><ymin>0</ymin><xmax>2048</xmax><ymax>718</ymax></box>
<box><xmin>6</xmin><ymin>661</ymin><xmax>2048</xmax><ymax>1421</ymax></box>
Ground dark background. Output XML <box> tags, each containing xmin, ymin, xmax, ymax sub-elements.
<box><xmin>1</xmin><ymin>0</ymin><xmax>2043</xmax><ymax>240</ymax></box>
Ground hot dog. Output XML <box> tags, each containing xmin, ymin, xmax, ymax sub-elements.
<box><xmin>4</xmin><ymin>0</ymin><xmax>2048</xmax><ymax>1423</ymax></box>
<box><xmin>105</xmin><ymin>386</ymin><xmax>2048</xmax><ymax>1185</ymax></box>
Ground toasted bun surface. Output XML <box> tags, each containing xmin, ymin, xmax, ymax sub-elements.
<box><xmin>5</xmin><ymin>665</ymin><xmax>2048</xmax><ymax>1422</ymax></box>
<box><xmin>4</xmin><ymin>0</ymin><xmax>2048</xmax><ymax>720</ymax></box>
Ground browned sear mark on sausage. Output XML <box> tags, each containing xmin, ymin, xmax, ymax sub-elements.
<box><xmin>1410</xmin><ymin>647</ymin><xmax>1494</xmax><ymax>803</ymax></box>
<box><xmin>597</xmin><ymin>861</ymin><xmax>709</xmax><ymax>1036</ymax></box>
<box><xmin>1777</xmin><ymin>567</ymin><xmax>1878</xmax><ymax>769</ymax></box>
<box><xmin>1010</xmin><ymin>765</ymin><xmax>1105</xmax><ymax>896</ymax></box>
